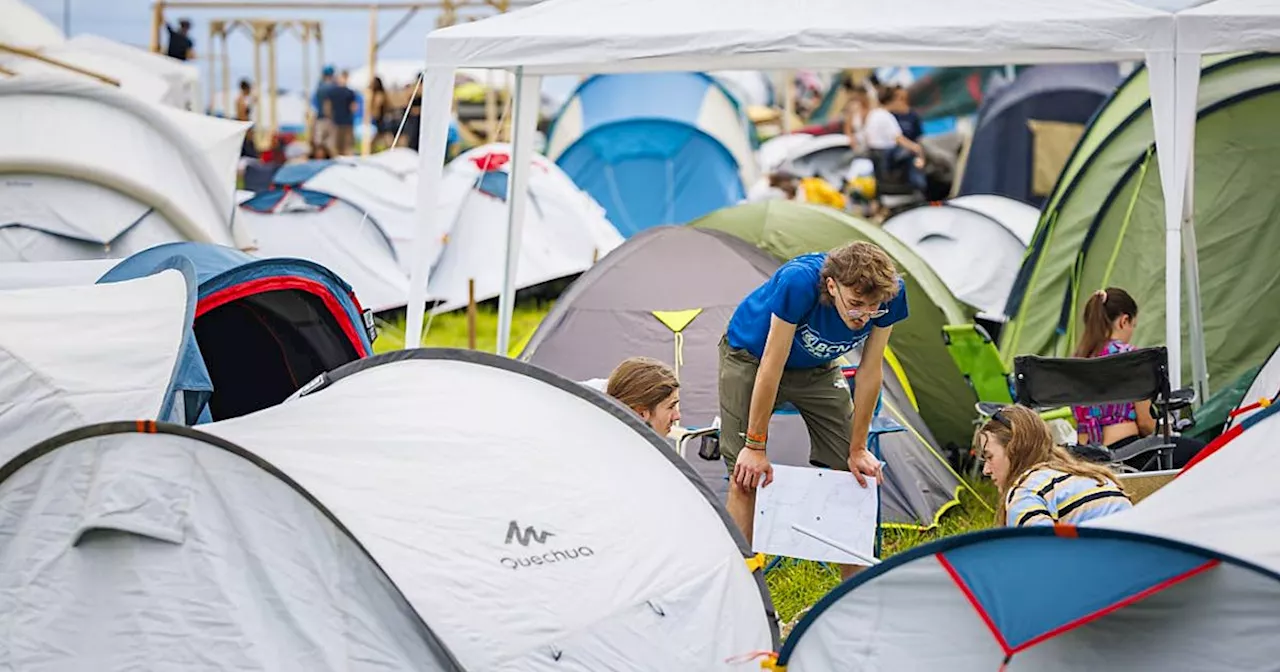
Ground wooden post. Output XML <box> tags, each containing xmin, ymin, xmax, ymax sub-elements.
<box><xmin>782</xmin><ymin>69</ymin><xmax>796</xmax><ymax>134</ymax></box>
<box><xmin>266</xmin><ymin>22</ymin><xmax>279</xmax><ymax>139</ymax></box>
<box><xmin>251</xmin><ymin>23</ymin><xmax>264</xmax><ymax>148</ymax></box>
<box><xmin>467</xmin><ymin>278</ymin><xmax>478</xmax><ymax>350</ymax></box>
<box><xmin>206</xmin><ymin>22</ymin><xmax>216</xmax><ymax>113</ymax></box>
<box><xmin>220</xmin><ymin>31</ymin><xmax>230</xmax><ymax>120</ymax></box>
<box><xmin>364</xmin><ymin>5</ymin><xmax>377</xmax><ymax>156</ymax></box>
<box><xmin>592</xmin><ymin>247</ymin><xmax>599</xmax><ymax>263</ymax></box>
<box><xmin>150</xmin><ymin>1</ymin><xmax>165</xmax><ymax>53</ymax></box>
<box><xmin>301</xmin><ymin>22</ymin><xmax>312</xmax><ymax>106</ymax></box>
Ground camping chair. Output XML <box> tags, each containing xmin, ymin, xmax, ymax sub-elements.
<box><xmin>1006</xmin><ymin>346</ymin><xmax>1196</xmax><ymax>472</ymax></box>
<box><xmin>865</xmin><ymin>148</ymin><xmax>924</xmax><ymax>217</ymax></box>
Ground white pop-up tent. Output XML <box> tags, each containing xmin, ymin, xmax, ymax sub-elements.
<box><xmin>65</xmin><ymin>34</ymin><xmax>201</xmax><ymax>110</ymax></box>
<box><xmin>402</xmin><ymin>0</ymin><xmax>1192</xmax><ymax>378</ymax></box>
<box><xmin>0</xmin><ymin>266</ymin><xmax>201</xmax><ymax>462</ymax></box>
<box><xmin>0</xmin><ymin>0</ymin><xmax>63</xmax><ymax>48</ymax></box>
<box><xmin>426</xmin><ymin>143</ymin><xmax>622</xmax><ymax>312</ymax></box>
<box><xmin>0</xmin><ymin>78</ymin><xmax>251</xmax><ymax>261</ymax></box>
<box><xmin>200</xmin><ymin>349</ymin><xmax>778</xmax><ymax>669</ymax></box>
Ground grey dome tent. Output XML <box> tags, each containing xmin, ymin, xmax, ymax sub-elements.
<box><xmin>0</xmin><ymin>422</ymin><xmax>463</xmax><ymax>671</ymax></box>
<box><xmin>519</xmin><ymin>225</ymin><xmax>973</xmax><ymax>529</ymax></box>
<box><xmin>957</xmin><ymin>64</ymin><xmax>1121</xmax><ymax>207</ymax></box>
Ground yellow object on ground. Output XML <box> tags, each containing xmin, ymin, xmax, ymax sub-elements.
<box><xmin>799</xmin><ymin>177</ymin><xmax>846</xmax><ymax>209</ymax></box>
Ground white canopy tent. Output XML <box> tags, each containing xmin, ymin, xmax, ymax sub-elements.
<box><xmin>403</xmin><ymin>0</ymin><xmax>1204</xmax><ymax>386</ymax></box>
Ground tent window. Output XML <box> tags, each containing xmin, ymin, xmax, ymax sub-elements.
<box><xmin>1028</xmin><ymin>119</ymin><xmax>1085</xmax><ymax>197</ymax></box>
<box><xmin>196</xmin><ymin>288</ymin><xmax>360</xmax><ymax>421</ymax></box>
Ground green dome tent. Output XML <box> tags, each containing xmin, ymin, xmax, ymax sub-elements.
<box><xmin>691</xmin><ymin>200</ymin><xmax>977</xmax><ymax>450</ymax></box>
<box><xmin>1002</xmin><ymin>53</ymin><xmax>1280</xmax><ymax>391</ymax></box>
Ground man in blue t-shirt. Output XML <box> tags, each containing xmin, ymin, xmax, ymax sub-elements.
<box><xmin>719</xmin><ymin>241</ymin><xmax>908</xmax><ymax>577</ymax></box>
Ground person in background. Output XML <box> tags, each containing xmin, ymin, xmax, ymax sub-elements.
<box><xmin>883</xmin><ymin>85</ymin><xmax>924</xmax><ymax>143</ymax></box>
<box><xmin>165</xmin><ymin>18</ymin><xmax>195</xmax><ymax>62</ymax></box>
<box><xmin>978</xmin><ymin>405</ymin><xmax>1132</xmax><ymax>527</ymax></box>
<box><xmin>235</xmin><ymin>78</ymin><xmax>255</xmax><ymax>123</ymax></box>
<box><xmin>326</xmin><ymin>70</ymin><xmax>359</xmax><ymax>156</ymax></box>
<box><xmin>1072</xmin><ymin>288</ymin><xmax>1206</xmax><ymax>468</ymax></box>
<box><xmin>605</xmin><ymin>357</ymin><xmax>682</xmax><ymax>437</ymax></box>
<box><xmin>310</xmin><ymin>66</ymin><xmax>337</xmax><ymax>155</ymax></box>
<box><xmin>719</xmin><ymin>241</ymin><xmax>906</xmax><ymax>579</ymax></box>
<box><xmin>845</xmin><ymin>84</ymin><xmax>927</xmax><ymax>193</ymax></box>
<box><xmin>369</xmin><ymin>77</ymin><xmax>391</xmax><ymax>150</ymax></box>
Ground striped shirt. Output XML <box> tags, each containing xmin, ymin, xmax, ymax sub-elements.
<box><xmin>1005</xmin><ymin>467</ymin><xmax>1132</xmax><ymax>528</ymax></box>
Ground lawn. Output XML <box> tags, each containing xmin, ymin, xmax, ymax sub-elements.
<box><xmin>375</xmin><ymin>302</ymin><xmax>999</xmax><ymax>635</ymax></box>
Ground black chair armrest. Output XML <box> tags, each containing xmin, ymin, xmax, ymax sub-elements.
<box><xmin>1109</xmin><ymin>436</ymin><xmax>1173</xmax><ymax>465</ymax></box>
<box><xmin>1158</xmin><ymin>387</ymin><xmax>1197</xmax><ymax>414</ymax></box>
<box><xmin>1067</xmin><ymin>443</ymin><xmax>1114</xmax><ymax>464</ymax></box>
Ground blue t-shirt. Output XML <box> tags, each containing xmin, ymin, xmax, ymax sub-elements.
<box><xmin>726</xmin><ymin>253</ymin><xmax>908</xmax><ymax>369</ymax></box>
<box><xmin>326</xmin><ymin>86</ymin><xmax>358</xmax><ymax>126</ymax></box>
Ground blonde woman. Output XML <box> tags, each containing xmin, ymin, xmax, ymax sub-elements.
<box><xmin>606</xmin><ymin>357</ymin><xmax>681</xmax><ymax>437</ymax></box>
<box><xmin>977</xmin><ymin>405</ymin><xmax>1132</xmax><ymax>527</ymax></box>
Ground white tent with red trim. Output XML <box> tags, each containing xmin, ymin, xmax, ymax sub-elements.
<box><xmin>770</xmin><ymin>401</ymin><xmax>1280</xmax><ymax>671</ymax></box>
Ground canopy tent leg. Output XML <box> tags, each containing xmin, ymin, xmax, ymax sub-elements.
<box><xmin>1182</xmin><ymin>157</ymin><xmax>1209</xmax><ymax>401</ymax></box>
<box><xmin>405</xmin><ymin>66</ymin><xmax>457</xmax><ymax>350</ymax></box>
<box><xmin>495</xmin><ymin>68</ymin><xmax>542</xmax><ymax>357</ymax></box>
<box><xmin>1145</xmin><ymin>51</ymin><xmax>1199</xmax><ymax>393</ymax></box>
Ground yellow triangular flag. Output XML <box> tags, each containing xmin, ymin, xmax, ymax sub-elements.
<box><xmin>651</xmin><ymin>308</ymin><xmax>703</xmax><ymax>333</ymax></box>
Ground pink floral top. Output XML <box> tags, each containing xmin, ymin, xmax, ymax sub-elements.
<box><xmin>1072</xmin><ymin>339</ymin><xmax>1137</xmax><ymax>445</ymax></box>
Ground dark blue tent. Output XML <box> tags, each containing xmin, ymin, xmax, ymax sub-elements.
<box><xmin>958</xmin><ymin>64</ymin><xmax>1121</xmax><ymax>207</ymax></box>
<box><xmin>100</xmin><ymin>242</ymin><xmax>375</xmax><ymax>422</ymax></box>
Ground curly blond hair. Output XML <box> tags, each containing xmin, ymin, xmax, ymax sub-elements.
<box><xmin>818</xmin><ymin>241</ymin><xmax>901</xmax><ymax>305</ymax></box>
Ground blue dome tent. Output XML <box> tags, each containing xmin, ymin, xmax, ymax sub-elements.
<box><xmin>100</xmin><ymin>242</ymin><xmax>375</xmax><ymax>422</ymax></box>
<box><xmin>545</xmin><ymin>72</ymin><xmax>758</xmax><ymax>237</ymax></box>
<box><xmin>958</xmin><ymin>63</ymin><xmax>1121</xmax><ymax>206</ymax></box>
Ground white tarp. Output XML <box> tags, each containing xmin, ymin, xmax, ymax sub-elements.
<box><xmin>240</xmin><ymin>191</ymin><xmax>411</xmax><ymax>312</ymax></box>
<box><xmin>0</xmin><ymin>78</ymin><xmax>251</xmax><ymax>257</ymax></box>
<box><xmin>405</xmin><ymin>0</ymin><xmax>1182</xmax><ymax>358</ymax></box>
<box><xmin>0</xmin><ymin>426</ymin><xmax>461</xmax><ymax>671</ymax></box>
<box><xmin>0</xmin><ymin>44</ymin><xmax>174</xmax><ymax>105</ymax></box>
<box><xmin>0</xmin><ymin>0</ymin><xmax>64</xmax><ymax>48</ymax></box>
<box><xmin>0</xmin><ymin>270</ymin><xmax>189</xmax><ymax>462</ymax></box>
<box><xmin>203</xmin><ymin>351</ymin><xmax>776</xmax><ymax>670</ymax></box>
<box><xmin>426</xmin><ymin>143</ymin><xmax>622</xmax><ymax>312</ymax></box>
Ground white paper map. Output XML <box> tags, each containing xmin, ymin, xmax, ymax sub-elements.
<box><xmin>752</xmin><ymin>465</ymin><xmax>879</xmax><ymax>566</ymax></box>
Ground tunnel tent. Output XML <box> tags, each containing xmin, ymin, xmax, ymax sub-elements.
<box><xmin>200</xmin><ymin>348</ymin><xmax>779</xmax><ymax>670</ymax></box>
<box><xmin>519</xmin><ymin>224</ymin><xmax>970</xmax><ymax>529</ymax></box>
<box><xmin>238</xmin><ymin>188</ymin><xmax>410</xmax><ymax>313</ymax></box>
<box><xmin>0</xmin><ymin>262</ymin><xmax>209</xmax><ymax>463</ymax></box>
<box><xmin>957</xmin><ymin>63</ymin><xmax>1121</xmax><ymax>207</ymax></box>
<box><xmin>545</xmin><ymin>72</ymin><xmax>758</xmax><ymax>237</ymax></box>
<box><xmin>691</xmin><ymin>199</ymin><xmax>978</xmax><ymax>450</ymax></box>
<box><xmin>0</xmin><ymin>421</ymin><xmax>464</xmax><ymax>671</ymax></box>
<box><xmin>99</xmin><ymin>242</ymin><xmax>374</xmax><ymax>423</ymax></box>
<box><xmin>1002</xmin><ymin>51</ymin><xmax>1280</xmax><ymax>391</ymax></box>
<box><xmin>0</xmin><ymin>79</ymin><xmax>250</xmax><ymax>262</ymax></box>
<box><xmin>882</xmin><ymin>195</ymin><xmax>1034</xmax><ymax>317</ymax></box>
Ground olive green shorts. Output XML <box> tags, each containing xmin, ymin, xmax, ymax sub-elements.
<box><xmin>717</xmin><ymin>335</ymin><xmax>854</xmax><ymax>475</ymax></box>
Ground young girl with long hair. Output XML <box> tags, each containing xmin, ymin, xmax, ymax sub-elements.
<box><xmin>606</xmin><ymin>357</ymin><xmax>682</xmax><ymax>437</ymax></box>
<box><xmin>1073</xmin><ymin>287</ymin><xmax>1205</xmax><ymax>467</ymax></box>
<box><xmin>978</xmin><ymin>405</ymin><xmax>1132</xmax><ymax>527</ymax></box>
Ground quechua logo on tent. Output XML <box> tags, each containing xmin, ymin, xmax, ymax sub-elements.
<box><xmin>500</xmin><ymin>520</ymin><xmax>595</xmax><ymax>571</ymax></box>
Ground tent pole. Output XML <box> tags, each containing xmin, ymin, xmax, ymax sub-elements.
<box><xmin>467</xmin><ymin>278</ymin><xmax>477</xmax><ymax>350</ymax></box>
<box><xmin>1182</xmin><ymin>145</ymin><xmax>1209</xmax><ymax>401</ymax></box>
<box><xmin>495</xmin><ymin>67</ymin><xmax>541</xmax><ymax>357</ymax></box>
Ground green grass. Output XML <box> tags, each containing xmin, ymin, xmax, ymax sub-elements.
<box><xmin>374</xmin><ymin>302</ymin><xmax>1000</xmax><ymax>635</ymax></box>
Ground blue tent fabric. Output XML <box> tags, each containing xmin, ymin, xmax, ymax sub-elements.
<box><xmin>940</xmin><ymin>534</ymin><xmax>1213</xmax><ymax>653</ymax></box>
<box><xmin>240</xmin><ymin>189</ymin><xmax>336</xmax><ymax>213</ymax></box>
<box><xmin>958</xmin><ymin>64</ymin><xmax>1120</xmax><ymax>207</ymax></box>
<box><xmin>550</xmin><ymin>72</ymin><xmax>751</xmax><ymax>237</ymax></box>
<box><xmin>94</xmin><ymin>255</ymin><xmax>212</xmax><ymax>426</ymax></box>
<box><xmin>271</xmin><ymin>160</ymin><xmax>336</xmax><ymax>187</ymax></box>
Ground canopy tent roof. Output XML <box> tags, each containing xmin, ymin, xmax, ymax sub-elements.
<box><xmin>0</xmin><ymin>78</ymin><xmax>249</xmax><ymax>251</ymax></box>
<box><xmin>239</xmin><ymin>189</ymin><xmax>410</xmax><ymax>313</ymax></box>
<box><xmin>1179</xmin><ymin>0</ymin><xmax>1280</xmax><ymax>53</ymax></box>
<box><xmin>0</xmin><ymin>267</ymin><xmax>203</xmax><ymax>463</ymax></box>
<box><xmin>691</xmin><ymin>200</ymin><xmax>977</xmax><ymax>449</ymax></box>
<box><xmin>202</xmin><ymin>349</ymin><xmax>778</xmax><ymax>669</ymax></box>
<box><xmin>421</xmin><ymin>0</ymin><xmax>1173</xmax><ymax>73</ymax></box>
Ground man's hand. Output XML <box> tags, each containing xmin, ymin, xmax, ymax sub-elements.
<box><xmin>734</xmin><ymin>448</ymin><xmax>774</xmax><ymax>489</ymax></box>
<box><xmin>847</xmin><ymin>448</ymin><xmax>883</xmax><ymax>488</ymax></box>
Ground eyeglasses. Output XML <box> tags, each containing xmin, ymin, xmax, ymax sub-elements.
<box><xmin>835</xmin><ymin>285</ymin><xmax>889</xmax><ymax>319</ymax></box>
